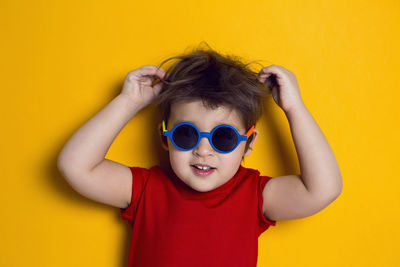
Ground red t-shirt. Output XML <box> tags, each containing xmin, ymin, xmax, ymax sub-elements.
<box><xmin>120</xmin><ymin>165</ymin><xmax>276</xmax><ymax>267</ymax></box>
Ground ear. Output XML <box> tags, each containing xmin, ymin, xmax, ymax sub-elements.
<box><xmin>243</xmin><ymin>128</ymin><xmax>259</xmax><ymax>158</ymax></box>
<box><xmin>158</xmin><ymin>122</ymin><xmax>169</xmax><ymax>151</ymax></box>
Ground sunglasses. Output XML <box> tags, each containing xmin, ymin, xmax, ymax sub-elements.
<box><xmin>162</xmin><ymin>120</ymin><xmax>254</xmax><ymax>153</ymax></box>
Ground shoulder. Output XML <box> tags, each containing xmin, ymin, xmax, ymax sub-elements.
<box><xmin>237</xmin><ymin>165</ymin><xmax>273</xmax><ymax>191</ymax></box>
<box><xmin>238</xmin><ymin>165</ymin><xmax>260</xmax><ymax>177</ymax></box>
<box><xmin>131</xmin><ymin>165</ymin><xmax>174</xmax><ymax>187</ymax></box>
<box><xmin>129</xmin><ymin>165</ymin><xmax>165</xmax><ymax>177</ymax></box>
<box><xmin>239</xmin><ymin>166</ymin><xmax>277</xmax><ymax>226</ymax></box>
<box><xmin>239</xmin><ymin>165</ymin><xmax>271</xmax><ymax>182</ymax></box>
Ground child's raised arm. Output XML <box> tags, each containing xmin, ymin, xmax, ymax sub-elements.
<box><xmin>57</xmin><ymin>65</ymin><xmax>166</xmax><ymax>209</ymax></box>
<box><xmin>257</xmin><ymin>65</ymin><xmax>343</xmax><ymax>221</ymax></box>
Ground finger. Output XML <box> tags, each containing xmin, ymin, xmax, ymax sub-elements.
<box><xmin>142</xmin><ymin>66</ymin><xmax>167</xmax><ymax>80</ymax></box>
<box><xmin>263</xmin><ymin>78</ymin><xmax>273</xmax><ymax>90</ymax></box>
<box><xmin>257</xmin><ymin>75</ymin><xmax>271</xmax><ymax>84</ymax></box>
<box><xmin>131</xmin><ymin>67</ymin><xmax>165</xmax><ymax>83</ymax></box>
<box><xmin>259</xmin><ymin>65</ymin><xmax>284</xmax><ymax>79</ymax></box>
<box><xmin>139</xmin><ymin>65</ymin><xmax>166</xmax><ymax>75</ymax></box>
<box><xmin>136</xmin><ymin>66</ymin><xmax>160</xmax><ymax>76</ymax></box>
<box><xmin>152</xmin><ymin>81</ymin><xmax>164</xmax><ymax>95</ymax></box>
<box><xmin>155</xmin><ymin>68</ymin><xmax>167</xmax><ymax>80</ymax></box>
<box><xmin>257</xmin><ymin>65</ymin><xmax>282</xmax><ymax>83</ymax></box>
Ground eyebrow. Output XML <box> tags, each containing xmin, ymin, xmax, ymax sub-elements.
<box><xmin>169</xmin><ymin>120</ymin><xmax>244</xmax><ymax>132</ymax></box>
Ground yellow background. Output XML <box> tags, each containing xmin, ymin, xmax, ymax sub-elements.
<box><xmin>1</xmin><ymin>0</ymin><xmax>399</xmax><ymax>266</ymax></box>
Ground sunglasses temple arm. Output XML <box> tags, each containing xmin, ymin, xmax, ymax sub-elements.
<box><xmin>244</xmin><ymin>125</ymin><xmax>255</xmax><ymax>139</ymax></box>
<box><xmin>162</xmin><ymin>120</ymin><xmax>172</xmax><ymax>137</ymax></box>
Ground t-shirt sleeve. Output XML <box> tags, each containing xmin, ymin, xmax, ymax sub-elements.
<box><xmin>120</xmin><ymin>166</ymin><xmax>150</xmax><ymax>226</ymax></box>
<box><xmin>258</xmin><ymin>175</ymin><xmax>277</xmax><ymax>228</ymax></box>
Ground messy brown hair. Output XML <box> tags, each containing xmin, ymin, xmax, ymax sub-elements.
<box><xmin>156</xmin><ymin>42</ymin><xmax>270</xmax><ymax>154</ymax></box>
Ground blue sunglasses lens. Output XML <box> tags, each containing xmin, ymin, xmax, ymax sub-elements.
<box><xmin>172</xmin><ymin>124</ymin><xmax>199</xmax><ymax>149</ymax></box>
<box><xmin>171</xmin><ymin>124</ymin><xmax>238</xmax><ymax>152</ymax></box>
<box><xmin>212</xmin><ymin>126</ymin><xmax>238</xmax><ymax>152</ymax></box>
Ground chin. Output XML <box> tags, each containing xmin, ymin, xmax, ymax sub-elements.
<box><xmin>187</xmin><ymin>180</ymin><xmax>216</xmax><ymax>193</ymax></box>
<box><xmin>192</xmin><ymin>186</ymin><xmax>215</xmax><ymax>193</ymax></box>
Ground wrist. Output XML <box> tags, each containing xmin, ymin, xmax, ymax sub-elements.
<box><xmin>284</xmin><ymin>102</ymin><xmax>308</xmax><ymax>118</ymax></box>
<box><xmin>116</xmin><ymin>93</ymin><xmax>146</xmax><ymax>113</ymax></box>
<box><xmin>116</xmin><ymin>93</ymin><xmax>145</xmax><ymax>114</ymax></box>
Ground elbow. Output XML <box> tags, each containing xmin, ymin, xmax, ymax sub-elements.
<box><xmin>57</xmin><ymin>152</ymin><xmax>79</xmax><ymax>180</ymax></box>
<box><xmin>334</xmin><ymin>175</ymin><xmax>343</xmax><ymax>198</ymax></box>
<box><xmin>325</xmin><ymin>173</ymin><xmax>343</xmax><ymax>200</ymax></box>
<box><xmin>57</xmin><ymin>153</ymin><xmax>67</xmax><ymax>175</ymax></box>
<box><xmin>57</xmin><ymin>155</ymin><xmax>72</xmax><ymax>182</ymax></box>
<box><xmin>311</xmin><ymin>176</ymin><xmax>343</xmax><ymax>205</ymax></box>
<box><xmin>330</xmin><ymin>187</ymin><xmax>342</xmax><ymax>203</ymax></box>
<box><xmin>57</xmin><ymin>151</ymin><xmax>71</xmax><ymax>175</ymax></box>
<box><xmin>327</xmin><ymin>176</ymin><xmax>343</xmax><ymax>203</ymax></box>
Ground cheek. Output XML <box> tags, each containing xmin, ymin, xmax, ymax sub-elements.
<box><xmin>168</xmin><ymin>150</ymin><xmax>193</xmax><ymax>181</ymax></box>
<box><xmin>168</xmin><ymin>151</ymin><xmax>181</xmax><ymax>176</ymax></box>
<box><xmin>168</xmin><ymin>149</ymin><xmax>189</xmax><ymax>168</ymax></box>
<box><xmin>234</xmin><ymin>146</ymin><xmax>247</xmax><ymax>164</ymax></box>
<box><xmin>221</xmin><ymin>147</ymin><xmax>245</xmax><ymax>165</ymax></box>
<box><xmin>234</xmin><ymin>143</ymin><xmax>247</xmax><ymax>158</ymax></box>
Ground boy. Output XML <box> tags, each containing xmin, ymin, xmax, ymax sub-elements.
<box><xmin>57</xmin><ymin>47</ymin><xmax>342</xmax><ymax>267</ymax></box>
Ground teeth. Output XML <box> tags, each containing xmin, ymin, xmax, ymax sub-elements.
<box><xmin>194</xmin><ymin>165</ymin><xmax>211</xmax><ymax>170</ymax></box>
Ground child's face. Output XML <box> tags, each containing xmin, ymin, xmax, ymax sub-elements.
<box><xmin>164</xmin><ymin>99</ymin><xmax>258</xmax><ymax>193</ymax></box>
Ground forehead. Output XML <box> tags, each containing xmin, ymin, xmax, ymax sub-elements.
<box><xmin>168</xmin><ymin>100</ymin><xmax>245</xmax><ymax>130</ymax></box>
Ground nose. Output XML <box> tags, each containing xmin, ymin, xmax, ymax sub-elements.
<box><xmin>193</xmin><ymin>136</ymin><xmax>214</xmax><ymax>156</ymax></box>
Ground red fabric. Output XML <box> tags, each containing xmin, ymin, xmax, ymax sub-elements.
<box><xmin>120</xmin><ymin>165</ymin><xmax>276</xmax><ymax>267</ymax></box>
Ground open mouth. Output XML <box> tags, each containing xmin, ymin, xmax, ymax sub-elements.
<box><xmin>190</xmin><ymin>165</ymin><xmax>216</xmax><ymax>176</ymax></box>
<box><xmin>191</xmin><ymin>164</ymin><xmax>216</xmax><ymax>171</ymax></box>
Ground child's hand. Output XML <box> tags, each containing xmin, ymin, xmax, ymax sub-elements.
<box><xmin>121</xmin><ymin>65</ymin><xmax>167</xmax><ymax>109</ymax></box>
<box><xmin>257</xmin><ymin>65</ymin><xmax>304</xmax><ymax>113</ymax></box>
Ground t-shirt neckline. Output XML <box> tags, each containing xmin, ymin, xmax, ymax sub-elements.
<box><xmin>168</xmin><ymin>165</ymin><xmax>246</xmax><ymax>200</ymax></box>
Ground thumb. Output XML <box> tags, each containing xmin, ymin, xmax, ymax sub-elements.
<box><xmin>152</xmin><ymin>80</ymin><xmax>164</xmax><ymax>96</ymax></box>
<box><xmin>257</xmin><ymin>72</ymin><xmax>272</xmax><ymax>84</ymax></box>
